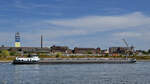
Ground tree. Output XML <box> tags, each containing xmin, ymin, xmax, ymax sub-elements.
<box><xmin>105</xmin><ymin>53</ymin><xmax>109</xmax><ymax>57</ymax></box>
<box><xmin>142</xmin><ymin>51</ymin><xmax>148</xmax><ymax>55</ymax></box>
<box><xmin>1</xmin><ymin>50</ymin><xmax>10</xmax><ymax>58</ymax></box>
<box><xmin>148</xmin><ymin>49</ymin><xmax>150</xmax><ymax>54</ymax></box>
<box><xmin>10</xmin><ymin>51</ymin><xmax>17</xmax><ymax>56</ymax></box>
<box><xmin>87</xmin><ymin>51</ymin><xmax>92</xmax><ymax>54</ymax></box>
<box><xmin>56</xmin><ymin>52</ymin><xmax>62</xmax><ymax>58</ymax></box>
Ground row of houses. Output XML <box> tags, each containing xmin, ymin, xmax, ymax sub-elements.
<box><xmin>0</xmin><ymin>45</ymin><xmax>134</xmax><ymax>55</ymax></box>
<box><xmin>0</xmin><ymin>45</ymin><xmax>102</xmax><ymax>54</ymax></box>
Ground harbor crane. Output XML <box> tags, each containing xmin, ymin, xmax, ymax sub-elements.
<box><xmin>122</xmin><ymin>39</ymin><xmax>134</xmax><ymax>57</ymax></box>
<box><xmin>122</xmin><ymin>39</ymin><xmax>129</xmax><ymax>47</ymax></box>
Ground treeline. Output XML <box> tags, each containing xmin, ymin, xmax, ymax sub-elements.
<box><xmin>140</xmin><ymin>49</ymin><xmax>150</xmax><ymax>55</ymax></box>
<box><xmin>0</xmin><ymin>50</ymin><xmax>16</xmax><ymax>61</ymax></box>
<box><xmin>0</xmin><ymin>50</ymin><xmax>21</xmax><ymax>57</ymax></box>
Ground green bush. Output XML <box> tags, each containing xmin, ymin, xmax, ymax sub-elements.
<box><xmin>56</xmin><ymin>52</ymin><xmax>62</xmax><ymax>58</ymax></box>
<box><xmin>87</xmin><ymin>51</ymin><xmax>92</xmax><ymax>54</ymax></box>
<box><xmin>10</xmin><ymin>51</ymin><xmax>17</xmax><ymax>56</ymax></box>
<box><xmin>1</xmin><ymin>50</ymin><xmax>10</xmax><ymax>58</ymax></box>
<box><xmin>105</xmin><ymin>53</ymin><xmax>109</xmax><ymax>57</ymax></box>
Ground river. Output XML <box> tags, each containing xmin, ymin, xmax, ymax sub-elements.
<box><xmin>0</xmin><ymin>62</ymin><xmax>150</xmax><ymax>84</ymax></box>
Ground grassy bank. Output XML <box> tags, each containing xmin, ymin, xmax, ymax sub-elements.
<box><xmin>39</xmin><ymin>55</ymin><xmax>150</xmax><ymax>60</ymax></box>
<box><xmin>0</xmin><ymin>57</ymin><xmax>15</xmax><ymax>62</ymax></box>
<box><xmin>133</xmin><ymin>56</ymin><xmax>150</xmax><ymax>60</ymax></box>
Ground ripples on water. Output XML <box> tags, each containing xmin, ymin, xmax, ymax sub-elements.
<box><xmin>0</xmin><ymin>62</ymin><xmax>150</xmax><ymax>84</ymax></box>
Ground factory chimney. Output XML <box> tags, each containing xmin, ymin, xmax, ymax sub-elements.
<box><xmin>41</xmin><ymin>35</ymin><xmax>43</xmax><ymax>48</ymax></box>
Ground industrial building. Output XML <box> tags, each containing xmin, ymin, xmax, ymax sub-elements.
<box><xmin>73</xmin><ymin>47</ymin><xmax>101</xmax><ymax>54</ymax></box>
<box><xmin>50</xmin><ymin>45</ymin><xmax>72</xmax><ymax>54</ymax></box>
<box><xmin>109</xmin><ymin>47</ymin><xmax>133</xmax><ymax>54</ymax></box>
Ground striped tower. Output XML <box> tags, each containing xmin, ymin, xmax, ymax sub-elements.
<box><xmin>15</xmin><ymin>32</ymin><xmax>21</xmax><ymax>47</ymax></box>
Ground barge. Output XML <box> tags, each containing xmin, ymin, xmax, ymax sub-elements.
<box><xmin>13</xmin><ymin>56</ymin><xmax>136</xmax><ymax>64</ymax></box>
<box><xmin>39</xmin><ymin>58</ymin><xmax>136</xmax><ymax>64</ymax></box>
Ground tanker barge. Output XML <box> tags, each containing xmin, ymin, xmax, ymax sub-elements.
<box><xmin>39</xmin><ymin>58</ymin><xmax>136</xmax><ymax>64</ymax></box>
<box><xmin>13</xmin><ymin>56</ymin><xmax>136</xmax><ymax>64</ymax></box>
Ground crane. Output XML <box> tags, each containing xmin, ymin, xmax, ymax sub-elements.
<box><xmin>122</xmin><ymin>39</ymin><xmax>129</xmax><ymax>47</ymax></box>
<box><xmin>122</xmin><ymin>39</ymin><xmax>130</xmax><ymax>59</ymax></box>
<box><xmin>122</xmin><ymin>39</ymin><xmax>134</xmax><ymax>52</ymax></box>
<box><xmin>122</xmin><ymin>39</ymin><xmax>135</xmax><ymax>57</ymax></box>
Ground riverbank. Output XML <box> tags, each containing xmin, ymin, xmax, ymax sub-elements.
<box><xmin>0</xmin><ymin>61</ymin><xmax>12</xmax><ymax>63</ymax></box>
<box><xmin>0</xmin><ymin>57</ymin><xmax>15</xmax><ymax>63</ymax></box>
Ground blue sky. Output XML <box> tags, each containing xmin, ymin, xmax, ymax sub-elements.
<box><xmin>0</xmin><ymin>0</ymin><xmax>150</xmax><ymax>50</ymax></box>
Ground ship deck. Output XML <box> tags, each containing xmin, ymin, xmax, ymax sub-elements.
<box><xmin>39</xmin><ymin>58</ymin><xmax>136</xmax><ymax>64</ymax></box>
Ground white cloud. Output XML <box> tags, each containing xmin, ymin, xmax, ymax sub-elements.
<box><xmin>17</xmin><ymin>12</ymin><xmax>150</xmax><ymax>47</ymax></box>
<box><xmin>113</xmin><ymin>32</ymin><xmax>142</xmax><ymax>38</ymax></box>
<box><xmin>47</xmin><ymin>12</ymin><xmax>150</xmax><ymax>33</ymax></box>
<box><xmin>112</xmin><ymin>30</ymin><xmax>150</xmax><ymax>40</ymax></box>
<box><xmin>14</xmin><ymin>0</ymin><xmax>51</xmax><ymax>9</ymax></box>
<box><xmin>13</xmin><ymin>12</ymin><xmax>150</xmax><ymax>39</ymax></box>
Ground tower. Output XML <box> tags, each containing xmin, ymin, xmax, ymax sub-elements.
<box><xmin>15</xmin><ymin>32</ymin><xmax>21</xmax><ymax>47</ymax></box>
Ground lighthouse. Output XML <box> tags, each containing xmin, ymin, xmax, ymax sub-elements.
<box><xmin>15</xmin><ymin>32</ymin><xmax>21</xmax><ymax>47</ymax></box>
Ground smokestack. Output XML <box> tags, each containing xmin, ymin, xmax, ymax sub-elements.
<box><xmin>41</xmin><ymin>35</ymin><xmax>43</xmax><ymax>48</ymax></box>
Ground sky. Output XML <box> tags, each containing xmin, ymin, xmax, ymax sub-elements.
<box><xmin>0</xmin><ymin>0</ymin><xmax>150</xmax><ymax>50</ymax></box>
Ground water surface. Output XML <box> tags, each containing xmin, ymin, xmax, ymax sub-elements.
<box><xmin>0</xmin><ymin>62</ymin><xmax>150</xmax><ymax>84</ymax></box>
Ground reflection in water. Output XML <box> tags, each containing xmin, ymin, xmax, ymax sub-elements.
<box><xmin>0</xmin><ymin>62</ymin><xmax>150</xmax><ymax>84</ymax></box>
